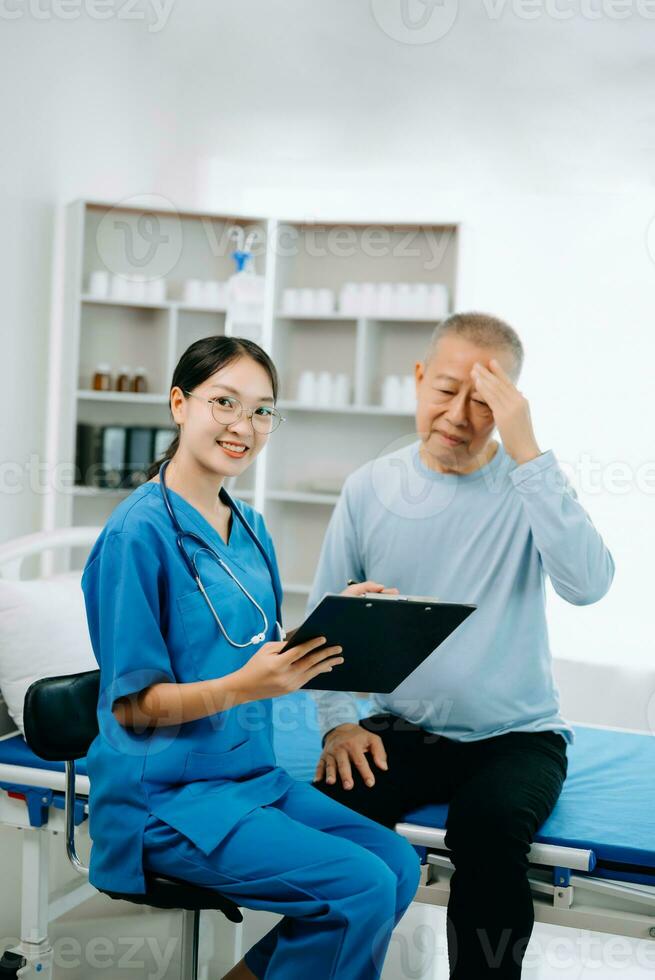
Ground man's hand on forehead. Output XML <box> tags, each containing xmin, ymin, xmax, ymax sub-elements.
<box><xmin>471</xmin><ymin>358</ymin><xmax>542</xmax><ymax>467</ymax></box>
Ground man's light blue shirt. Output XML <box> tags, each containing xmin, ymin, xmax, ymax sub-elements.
<box><xmin>307</xmin><ymin>441</ymin><xmax>615</xmax><ymax>746</ymax></box>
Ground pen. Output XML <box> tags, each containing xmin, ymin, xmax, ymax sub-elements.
<box><xmin>346</xmin><ymin>579</ymin><xmax>357</xmax><ymax>586</ymax></box>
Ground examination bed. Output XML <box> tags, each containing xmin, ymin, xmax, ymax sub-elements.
<box><xmin>0</xmin><ymin>528</ymin><xmax>653</xmax><ymax>978</ymax></box>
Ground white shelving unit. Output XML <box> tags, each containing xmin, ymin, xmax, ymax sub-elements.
<box><xmin>46</xmin><ymin>200</ymin><xmax>460</xmax><ymax>624</ymax></box>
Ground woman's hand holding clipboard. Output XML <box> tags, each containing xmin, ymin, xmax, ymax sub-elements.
<box><xmin>280</xmin><ymin>587</ymin><xmax>477</xmax><ymax>694</ymax></box>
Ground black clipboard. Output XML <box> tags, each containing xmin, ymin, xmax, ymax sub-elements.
<box><xmin>281</xmin><ymin>593</ymin><xmax>476</xmax><ymax>692</ymax></box>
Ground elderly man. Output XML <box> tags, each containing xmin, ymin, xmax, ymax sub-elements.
<box><xmin>308</xmin><ymin>312</ymin><xmax>615</xmax><ymax>980</ymax></box>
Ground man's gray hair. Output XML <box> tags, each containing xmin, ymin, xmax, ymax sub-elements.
<box><xmin>425</xmin><ymin>312</ymin><xmax>524</xmax><ymax>379</ymax></box>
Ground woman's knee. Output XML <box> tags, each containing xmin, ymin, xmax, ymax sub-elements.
<box><xmin>348</xmin><ymin>849</ymin><xmax>400</xmax><ymax>912</ymax></box>
<box><xmin>374</xmin><ymin>831</ymin><xmax>422</xmax><ymax>909</ymax></box>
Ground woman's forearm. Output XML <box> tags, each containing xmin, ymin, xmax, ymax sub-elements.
<box><xmin>113</xmin><ymin>673</ymin><xmax>250</xmax><ymax>728</ymax></box>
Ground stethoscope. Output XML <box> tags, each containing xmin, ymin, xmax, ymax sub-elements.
<box><xmin>158</xmin><ymin>459</ymin><xmax>285</xmax><ymax>647</ymax></box>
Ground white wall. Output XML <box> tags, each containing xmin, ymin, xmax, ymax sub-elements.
<box><xmin>2</xmin><ymin>7</ymin><xmax>652</xmax><ymax>669</ymax></box>
<box><xmin>1</xmin><ymin>6</ymin><xmax>654</xmax><ymax>977</ymax></box>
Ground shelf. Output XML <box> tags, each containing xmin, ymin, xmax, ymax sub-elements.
<box><xmin>229</xmin><ymin>489</ymin><xmax>255</xmax><ymax>501</ymax></box>
<box><xmin>268</xmin><ymin>490</ymin><xmax>339</xmax><ymax>505</ymax></box>
<box><xmin>81</xmin><ymin>294</ymin><xmax>227</xmax><ymax>315</ymax></box>
<box><xmin>364</xmin><ymin>314</ymin><xmax>445</xmax><ymax>323</ymax></box>
<box><xmin>73</xmin><ymin>484</ymin><xmax>254</xmax><ymax>502</ymax></box>
<box><xmin>276</xmin><ymin>311</ymin><xmax>356</xmax><ymax>322</ymax></box>
<box><xmin>77</xmin><ymin>389</ymin><xmax>169</xmax><ymax>404</ymax></box>
<box><xmin>276</xmin><ymin>312</ymin><xmax>444</xmax><ymax>324</ymax></box>
<box><xmin>81</xmin><ymin>294</ymin><xmax>169</xmax><ymax>311</ymax></box>
<box><xmin>278</xmin><ymin>400</ymin><xmax>414</xmax><ymax>417</ymax></box>
<box><xmin>175</xmin><ymin>303</ymin><xmax>227</xmax><ymax>314</ymax></box>
<box><xmin>72</xmin><ymin>485</ymin><xmax>132</xmax><ymax>496</ymax></box>
<box><xmin>58</xmin><ymin>203</ymin><xmax>459</xmax><ymax>589</ymax></box>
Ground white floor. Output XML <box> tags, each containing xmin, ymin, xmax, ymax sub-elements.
<box><xmin>14</xmin><ymin>897</ymin><xmax>650</xmax><ymax>979</ymax></box>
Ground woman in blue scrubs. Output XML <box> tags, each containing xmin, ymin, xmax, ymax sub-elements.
<box><xmin>81</xmin><ymin>336</ymin><xmax>420</xmax><ymax>980</ymax></box>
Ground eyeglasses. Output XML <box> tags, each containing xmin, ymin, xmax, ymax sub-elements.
<box><xmin>182</xmin><ymin>390</ymin><xmax>286</xmax><ymax>434</ymax></box>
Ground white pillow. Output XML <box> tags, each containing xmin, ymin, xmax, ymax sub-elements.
<box><xmin>0</xmin><ymin>574</ymin><xmax>97</xmax><ymax>735</ymax></box>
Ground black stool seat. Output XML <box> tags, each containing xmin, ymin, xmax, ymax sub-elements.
<box><xmin>100</xmin><ymin>871</ymin><xmax>243</xmax><ymax>922</ymax></box>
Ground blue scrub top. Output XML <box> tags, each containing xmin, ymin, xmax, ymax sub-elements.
<box><xmin>81</xmin><ymin>481</ymin><xmax>297</xmax><ymax>894</ymax></box>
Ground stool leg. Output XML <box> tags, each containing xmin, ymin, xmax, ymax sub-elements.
<box><xmin>179</xmin><ymin>909</ymin><xmax>200</xmax><ymax>980</ymax></box>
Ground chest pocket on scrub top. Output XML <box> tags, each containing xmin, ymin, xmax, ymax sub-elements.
<box><xmin>177</xmin><ymin>575</ymin><xmax>264</xmax><ymax>680</ymax></box>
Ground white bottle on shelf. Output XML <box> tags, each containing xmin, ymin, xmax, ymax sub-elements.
<box><xmin>334</xmin><ymin>373</ymin><xmax>351</xmax><ymax>406</ymax></box>
<box><xmin>376</xmin><ymin>283</ymin><xmax>393</xmax><ymax>317</ymax></box>
<box><xmin>88</xmin><ymin>270</ymin><xmax>109</xmax><ymax>298</ymax></box>
<box><xmin>226</xmin><ymin>241</ymin><xmax>265</xmax><ymax>340</ymax></box>
<box><xmin>414</xmin><ymin>284</ymin><xmax>429</xmax><ymax>317</ymax></box>
<box><xmin>129</xmin><ymin>274</ymin><xmax>146</xmax><ymax>302</ymax></box>
<box><xmin>296</xmin><ymin>370</ymin><xmax>317</xmax><ymax>404</ymax></box>
<box><xmin>382</xmin><ymin>375</ymin><xmax>401</xmax><ymax>409</ymax></box>
<box><xmin>316</xmin><ymin>371</ymin><xmax>332</xmax><ymax>406</ymax></box>
<box><xmin>395</xmin><ymin>284</ymin><xmax>411</xmax><ymax>317</ymax></box>
<box><xmin>299</xmin><ymin>288</ymin><xmax>314</xmax><ymax>315</ymax></box>
<box><xmin>428</xmin><ymin>283</ymin><xmax>449</xmax><ymax>318</ymax></box>
<box><xmin>360</xmin><ymin>283</ymin><xmax>377</xmax><ymax>317</ymax></box>
<box><xmin>184</xmin><ymin>279</ymin><xmax>203</xmax><ymax>305</ymax></box>
<box><xmin>402</xmin><ymin>374</ymin><xmax>416</xmax><ymax>411</ymax></box>
<box><xmin>145</xmin><ymin>278</ymin><xmax>166</xmax><ymax>303</ymax></box>
<box><xmin>110</xmin><ymin>274</ymin><xmax>129</xmax><ymax>301</ymax></box>
<box><xmin>339</xmin><ymin>283</ymin><xmax>360</xmax><ymax>316</ymax></box>
<box><xmin>282</xmin><ymin>288</ymin><xmax>300</xmax><ymax>315</ymax></box>
<box><xmin>316</xmin><ymin>288</ymin><xmax>334</xmax><ymax>315</ymax></box>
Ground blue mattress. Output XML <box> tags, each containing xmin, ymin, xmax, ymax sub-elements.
<box><xmin>0</xmin><ymin>733</ymin><xmax>88</xmax><ymax>776</ymax></box>
<box><xmin>2</xmin><ymin>696</ymin><xmax>653</xmax><ymax>885</ymax></box>
<box><xmin>270</xmin><ymin>692</ymin><xmax>655</xmax><ymax>886</ymax></box>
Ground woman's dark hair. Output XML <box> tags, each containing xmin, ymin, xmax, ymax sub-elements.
<box><xmin>145</xmin><ymin>336</ymin><xmax>279</xmax><ymax>480</ymax></box>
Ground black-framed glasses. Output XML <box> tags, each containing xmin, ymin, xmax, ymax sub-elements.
<box><xmin>183</xmin><ymin>390</ymin><xmax>286</xmax><ymax>434</ymax></box>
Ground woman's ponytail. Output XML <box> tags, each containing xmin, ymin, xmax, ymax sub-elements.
<box><xmin>145</xmin><ymin>430</ymin><xmax>179</xmax><ymax>481</ymax></box>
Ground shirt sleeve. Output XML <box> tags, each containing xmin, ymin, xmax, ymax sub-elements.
<box><xmin>305</xmin><ymin>477</ymin><xmax>366</xmax><ymax>740</ymax></box>
<box><xmin>81</xmin><ymin>529</ymin><xmax>177</xmax><ymax>710</ymax></box>
<box><xmin>510</xmin><ymin>449</ymin><xmax>615</xmax><ymax>605</ymax></box>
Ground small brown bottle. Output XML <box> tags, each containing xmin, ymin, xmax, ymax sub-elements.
<box><xmin>132</xmin><ymin>366</ymin><xmax>148</xmax><ymax>393</ymax></box>
<box><xmin>116</xmin><ymin>366</ymin><xmax>132</xmax><ymax>392</ymax></box>
<box><xmin>92</xmin><ymin>363</ymin><xmax>112</xmax><ymax>392</ymax></box>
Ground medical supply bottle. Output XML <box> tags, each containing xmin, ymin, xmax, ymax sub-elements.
<box><xmin>225</xmin><ymin>242</ymin><xmax>265</xmax><ymax>342</ymax></box>
<box><xmin>116</xmin><ymin>366</ymin><xmax>132</xmax><ymax>392</ymax></box>
<box><xmin>132</xmin><ymin>367</ymin><xmax>148</xmax><ymax>393</ymax></box>
<box><xmin>92</xmin><ymin>363</ymin><xmax>112</xmax><ymax>392</ymax></box>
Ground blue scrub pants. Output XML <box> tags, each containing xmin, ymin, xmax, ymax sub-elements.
<box><xmin>142</xmin><ymin>779</ymin><xmax>421</xmax><ymax>979</ymax></box>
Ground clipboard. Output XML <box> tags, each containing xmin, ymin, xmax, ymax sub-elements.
<box><xmin>281</xmin><ymin>593</ymin><xmax>477</xmax><ymax>692</ymax></box>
